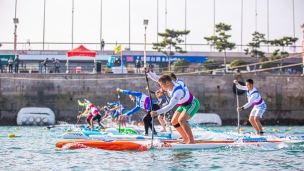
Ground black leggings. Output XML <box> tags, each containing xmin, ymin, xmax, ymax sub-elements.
<box><xmin>143</xmin><ymin>104</ymin><xmax>160</xmax><ymax>135</ymax></box>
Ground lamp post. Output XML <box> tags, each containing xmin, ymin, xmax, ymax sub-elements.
<box><xmin>13</xmin><ymin>0</ymin><xmax>19</xmax><ymax>63</ymax></box>
<box><xmin>143</xmin><ymin>19</ymin><xmax>149</xmax><ymax>67</ymax></box>
<box><xmin>301</xmin><ymin>23</ymin><xmax>304</xmax><ymax>76</ymax></box>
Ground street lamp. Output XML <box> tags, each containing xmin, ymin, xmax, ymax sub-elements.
<box><xmin>143</xmin><ymin>19</ymin><xmax>149</xmax><ymax>67</ymax></box>
<box><xmin>13</xmin><ymin>0</ymin><xmax>19</xmax><ymax>63</ymax></box>
<box><xmin>301</xmin><ymin>23</ymin><xmax>304</xmax><ymax>76</ymax></box>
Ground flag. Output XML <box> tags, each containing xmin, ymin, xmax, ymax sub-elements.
<box><xmin>114</xmin><ymin>44</ymin><xmax>121</xmax><ymax>53</ymax></box>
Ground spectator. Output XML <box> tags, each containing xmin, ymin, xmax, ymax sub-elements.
<box><xmin>53</xmin><ymin>58</ymin><xmax>60</xmax><ymax>73</ymax></box>
<box><xmin>14</xmin><ymin>56</ymin><xmax>20</xmax><ymax>73</ymax></box>
<box><xmin>148</xmin><ymin>63</ymin><xmax>154</xmax><ymax>72</ymax></box>
<box><xmin>42</xmin><ymin>58</ymin><xmax>48</xmax><ymax>73</ymax></box>
<box><xmin>116</xmin><ymin>57</ymin><xmax>121</xmax><ymax>66</ymax></box>
<box><xmin>8</xmin><ymin>57</ymin><xmax>13</xmax><ymax>73</ymax></box>
<box><xmin>135</xmin><ymin>57</ymin><xmax>142</xmax><ymax>74</ymax></box>
<box><xmin>101</xmin><ymin>39</ymin><xmax>105</xmax><ymax>51</ymax></box>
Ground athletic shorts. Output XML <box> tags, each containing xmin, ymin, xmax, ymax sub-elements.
<box><xmin>86</xmin><ymin>114</ymin><xmax>93</xmax><ymax>120</ymax></box>
<box><xmin>92</xmin><ymin>114</ymin><xmax>101</xmax><ymax>121</ymax></box>
<box><xmin>176</xmin><ymin>98</ymin><xmax>200</xmax><ymax>118</ymax></box>
<box><xmin>250</xmin><ymin>103</ymin><xmax>267</xmax><ymax>118</ymax></box>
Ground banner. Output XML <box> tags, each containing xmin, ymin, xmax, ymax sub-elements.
<box><xmin>122</xmin><ymin>55</ymin><xmax>208</xmax><ymax>63</ymax></box>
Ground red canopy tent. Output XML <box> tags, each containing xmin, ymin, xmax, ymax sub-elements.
<box><xmin>67</xmin><ymin>45</ymin><xmax>96</xmax><ymax>57</ymax></box>
<box><xmin>66</xmin><ymin>45</ymin><xmax>96</xmax><ymax>73</ymax></box>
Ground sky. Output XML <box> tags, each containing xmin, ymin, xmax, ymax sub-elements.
<box><xmin>0</xmin><ymin>0</ymin><xmax>303</xmax><ymax>53</ymax></box>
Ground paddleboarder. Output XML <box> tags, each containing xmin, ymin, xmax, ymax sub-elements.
<box><xmin>116</xmin><ymin>88</ymin><xmax>159</xmax><ymax>136</ymax></box>
<box><xmin>142</xmin><ymin>67</ymin><xmax>200</xmax><ymax>144</ymax></box>
<box><xmin>234</xmin><ymin>79</ymin><xmax>267</xmax><ymax>135</ymax></box>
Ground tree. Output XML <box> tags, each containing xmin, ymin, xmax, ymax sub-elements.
<box><xmin>268</xmin><ymin>36</ymin><xmax>298</xmax><ymax>73</ymax></box>
<box><xmin>204</xmin><ymin>23</ymin><xmax>236</xmax><ymax>74</ymax></box>
<box><xmin>244</xmin><ymin>32</ymin><xmax>268</xmax><ymax>69</ymax></box>
<box><xmin>203</xmin><ymin>59</ymin><xmax>220</xmax><ymax>73</ymax></box>
<box><xmin>229</xmin><ymin>60</ymin><xmax>247</xmax><ymax>70</ymax></box>
<box><xmin>268</xmin><ymin>36</ymin><xmax>298</xmax><ymax>52</ymax></box>
<box><xmin>152</xmin><ymin>29</ymin><xmax>190</xmax><ymax>71</ymax></box>
<box><xmin>172</xmin><ymin>59</ymin><xmax>191</xmax><ymax>72</ymax></box>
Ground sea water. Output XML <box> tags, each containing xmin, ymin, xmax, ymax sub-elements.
<box><xmin>0</xmin><ymin>126</ymin><xmax>304</xmax><ymax>171</ymax></box>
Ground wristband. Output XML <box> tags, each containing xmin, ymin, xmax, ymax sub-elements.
<box><xmin>241</xmin><ymin>106</ymin><xmax>244</xmax><ymax>110</ymax></box>
<box><xmin>145</xmin><ymin>69</ymin><xmax>150</xmax><ymax>73</ymax></box>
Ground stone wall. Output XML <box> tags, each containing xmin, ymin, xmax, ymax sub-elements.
<box><xmin>0</xmin><ymin>73</ymin><xmax>303</xmax><ymax>126</ymax></box>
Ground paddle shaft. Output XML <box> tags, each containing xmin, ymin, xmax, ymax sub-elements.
<box><xmin>236</xmin><ymin>84</ymin><xmax>240</xmax><ymax>134</ymax></box>
<box><xmin>118</xmin><ymin>92</ymin><xmax>121</xmax><ymax>133</ymax></box>
<box><xmin>144</xmin><ymin>72</ymin><xmax>155</xmax><ymax>147</ymax></box>
<box><xmin>76</xmin><ymin>103</ymin><xmax>84</xmax><ymax>125</ymax></box>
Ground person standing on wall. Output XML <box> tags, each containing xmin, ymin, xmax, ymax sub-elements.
<box><xmin>14</xmin><ymin>56</ymin><xmax>20</xmax><ymax>73</ymax></box>
<box><xmin>43</xmin><ymin>58</ymin><xmax>48</xmax><ymax>73</ymax></box>
<box><xmin>8</xmin><ymin>57</ymin><xmax>13</xmax><ymax>73</ymax></box>
<box><xmin>54</xmin><ymin>58</ymin><xmax>60</xmax><ymax>73</ymax></box>
<box><xmin>135</xmin><ymin>57</ymin><xmax>142</xmax><ymax>74</ymax></box>
<box><xmin>101</xmin><ymin>39</ymin><xmax>105</xmax><ymax>51</ymax></box>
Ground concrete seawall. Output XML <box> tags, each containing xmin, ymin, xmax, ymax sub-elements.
<box><xmin>0</xmin><ymin>73</ymin><xmax>303</xmax><ymax>126</ymax></box>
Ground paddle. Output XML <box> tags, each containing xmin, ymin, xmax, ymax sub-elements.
<box><xmin>76</xmin><ymin>101</ymin><xmax>84</xmax><ymax>125</ymax></box>
<box><xmin>235</xmin><ymin>83</ymin><xmax>240</xmax><ymax>134</ymax></box>
<box><xmin>144</xmin><ymin>71</ymin><xmax>155</xmax><ymax>147</ymax></box>
<box><xmin>117</xmin><ymin>92</ymin><xmax>121</xmax><ymax>133</ymax></box>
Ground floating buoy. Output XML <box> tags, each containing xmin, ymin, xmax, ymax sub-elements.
<box><xmin>288</xmin><ymin>127</ymin><xmax>292</xmax><ymax>130</ymax></box>
<box><xmin>240</xmin><ymin>128</ymin><xmax>244</xmax><ymax>132</ymax></box>
<box><xmin>43</xmin><ymin>127</ymin><xmax>47</xmax><ymax>130</ymax></box>
<box><xmin>235</xmin><ymin>127</ymin><xmax>239</xmax><ymax>130</ymax></box>
<box><xmin>15</xmin><ymin>127</ymin><xmax>19</xmax><ymax>130</ymax></box>
<box><xmin>101</xmin><ymin>129</ymin><xmax>105</xmax><ymax>132</ymax></box>
<box><xmin>209</xmin><ymin>127</ymin><xmax>213</xmax><ymax>131</ymax></box>
<box><xmin>8</xmin><ymin>134</ymin><xmax>16</xmax><ymax>138</ymax></box>
<box><xmin>262</xmin><ymin>127</ymin><xmax>266</xmax><ymax>131</ymax></box>
<box><xmin>138</xmin><ymin>122</ymin><xmax>143</xmax><ymax>126</ymax></box>
<box><xmin>273</xmin><ymin>128</ymin><xmax>278</xmax><ymax>132</ymax></box>
<box><xmin>66</xmin><ymin>129</ymin><xmax>71</xmax><ymax>132</ymax></box>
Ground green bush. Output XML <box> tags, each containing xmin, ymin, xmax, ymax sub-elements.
<box><xmin>229</xmin><ymin>60</ymin><xmax>247</xmax><ymax>70</ymax></box>
<box><xmin>203</xmin><ymin>59</ymin><xmax>220</xmax><ymax>70</ymax></box>
<box><xmin>172</xmin><ymin>59</ymin><xmax>191</xmax><ymax>72</ymax></box>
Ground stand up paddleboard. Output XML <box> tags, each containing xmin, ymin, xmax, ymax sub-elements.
<box><xmin>56</xmin><ymin>137</ymin><xmax>288</xmax><ymax>151</ymax></box>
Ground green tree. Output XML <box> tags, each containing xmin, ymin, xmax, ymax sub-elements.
<box><xmin>203</xmin><ymin>59</ymin><xmax>220</xmax><ymax>73</ymax></box>
<box><xmin>204</xmin><ymin>23</ymin><xmax>236</xmax><ymax>74</ymax></box>
<box><xmin>152</xmin><ymin>29</ymin><xmax>190</xmax><ymax>71</ymax></box>
<box><xmin>172</xmin><ymin>59</ymin><xmax>191</xmax><ymax>72</ymax></box>
<box><xmin>229</xmin><ymin>60</ymin><xmax>247</xmax><ymax>70</ymax></box>
<box><xmin>268</xmin><ymin>36</ymin><xmax>298</xmax><ymax>52</ymax></box>
<box><xmin>244</xmin><ymin>31</ymin><xmax>267</xmax><ymax>60</ymax></box>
